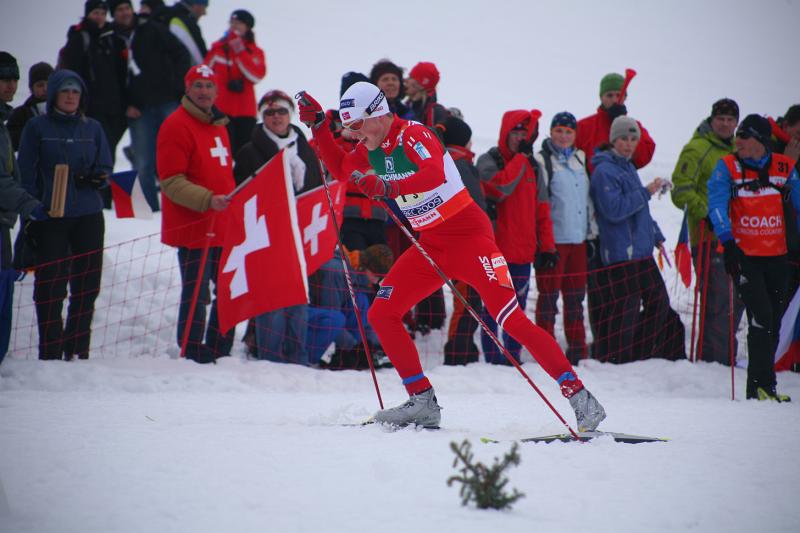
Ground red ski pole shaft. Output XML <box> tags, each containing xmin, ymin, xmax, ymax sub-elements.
<box><xmin>689</xmin><ymin>220</ymin><xmax>706</xmax><ymax>363</ymax></box>
<box><xmin>179</xmin><ymin>214</ymin><xmax>216</xmax><ymax>360</ymax></box>
<box><xmin>380</xmin><ymin>201</ymin><xmax>580</xmax><ymax>440</ymax></box>
<box><xmin>696</xmin><ymin>235</ymin><xmax>713</xmax><ymax>362</ymax></box>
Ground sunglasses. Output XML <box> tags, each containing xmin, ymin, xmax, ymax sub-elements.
<box><xmin>343</xmin><ymin>118</ymin><xmax>365</xmax><ymax>131</ymax></box>
<box><xmin>736</xmin><ymin>129</ymin><xmax>753</xmax><ymax>140</ymax></box>
<box><xmin>263</xmin><ymin>108</ymin><xmax>289</xmax><ymax>117</ymax></box>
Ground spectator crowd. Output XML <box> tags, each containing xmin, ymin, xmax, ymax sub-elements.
<box><xmin>1</xmin><ymin>1</ymin><xmax>799</xmax><ymax>404</ymax></box>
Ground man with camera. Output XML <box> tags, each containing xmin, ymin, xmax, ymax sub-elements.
<box><xmin>205</xmin><ymin>9</ymin><xmax>266</xmax><ymax>156</ymax></box>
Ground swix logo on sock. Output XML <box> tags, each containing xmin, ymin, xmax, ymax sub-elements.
<box><xmin>376</xmin><ymin>285</ymin><xmax>393</xmax><ymax>299</ymax></box>
<box><xmin>491</xmin><ymin>253</ymin><xmax>514</xmax><ymax>289</ymax></box>
<box><xmin>479</xmin><ymin>256</ymin><xmax>498</xmax><ymax>282</ymax></box>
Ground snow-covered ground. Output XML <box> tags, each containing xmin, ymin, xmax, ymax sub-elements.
<box><xmin>2</xmin><ymin>1</ymin><xmax>800</xmax><ymax>532</ymax></box>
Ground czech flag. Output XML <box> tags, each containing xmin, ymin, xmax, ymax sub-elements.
<box><xmin>674</xmin><ymin>207</ymin><xmax>692</xmax><ymax>288</ymax></box>
<box><xmin>775</xmin><ymin>287</ymin><xmax>800</xmax><ymax>371</ymax></box>
<box><xmin>109</xmin><ymin>170</ymin><xmax>153</xmax><ymax>219</ymax></box>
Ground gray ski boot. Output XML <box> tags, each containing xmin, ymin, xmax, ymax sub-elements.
<box><xmin>569</xmin><ymin>388</ymin><xmax>606</xmax><ymax>432</ymax></box>
<box><xmin>372</xmin><ymin>387</ymin><xmax>442</xmax><ymax>428</ymax></box>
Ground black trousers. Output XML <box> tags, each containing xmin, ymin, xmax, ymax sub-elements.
<box><xmin>226</xmin><ymin>116</ymin><xmax>257</xmax><ymax>160</ymax></box>
<box><xmin>177</xmin><ymin>246</ymin><xmax>234</xmax><ymax>357</ymax></box>
<box><xmin>596</xmin><ymin>257</ymin><xmax>686</xmax><ymax>363</ymax></box>
<box><xmin>32</xmin><ymin>213</ymin><xmax>104</xmax><ymax>359</ymax></box>
<box><xmin>735</xmin><ymin>255</ymin><xmax>790</xmax><ymax>393</ymax></box>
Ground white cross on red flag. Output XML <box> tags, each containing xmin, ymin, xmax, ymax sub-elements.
<box><xmin>296</xmin><ymin>180</ymin><xmax>345</xmax><ymax>276</ymax></box>
<box><xmin>217</xmin><ymin>151</ymin><xmax>309</xmax><ymax>334</ymax></box>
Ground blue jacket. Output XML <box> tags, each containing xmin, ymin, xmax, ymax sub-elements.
<box><xmin>708</xmin><ymin>151</ymin><xmax>800</xmax><ymax>245</ymax></box>
<box><xmin>534</xmin><ymin>139</ymin><xmax>590</xmax><ymax>244</ymax></box>
<box><xmin>590</xmin><ymin>149</ymin><xmax>665</xmax><ymax>265</ymax></box>
<box><xmin>17</xmin><ymin>69</ymin><xmax>112</xmax><ymax>218</ymax></box>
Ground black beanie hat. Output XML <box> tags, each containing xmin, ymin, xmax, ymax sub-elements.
<box><xmin>28</xmin><ymin>62</ymin><xmax>53</xmax><ymax>88</ymax></box>
<box><xmin>736</xmin><ymin>114</ymin><xmax>772</xmax><ymax>146</ymax></box>
<box><xmin>141</xmin><ymin>0</ymin><xmax>165</xmax><ymax>11</ymax></box>
<box><xmin>0</xmin><ymin>51</ymin><xmax>19</xmax><ymax>80</ymax></box>
<box><xmin>711</xmin><ymin>98</ymin><xmax>739</xmax><ymax>119</ymax></box>
<box><xmin>231</xmin><ymin>9</ymin><xmax>255</xmax><ymax>29</ymax></box>
<box><xmin>84</xmin><ymin>0</ymin><xmax>108</xmax><ymax>16</ymax></box>
<box><xmin>781</xmin><ymin>104</ymin><xmax>800</xmax><ymax>127</ymax></box>
<box><xmin>370</xmin><ymin>60</ymin><xmax>403</xmax><ymax>84</ymax></box>
<box><xmin>108</xmin><ymin>0</ymin><xmax>132</xmax><ymax>14</ymax></box>
<box><xmin>339</xmin><ymin>71</ymin><xmax>370</xmax><ymax>98</ymax></box>
<box><xmin>442</xmin><ymin>116</ymin><xmax>472</xmax><ymax>147</ymax></box>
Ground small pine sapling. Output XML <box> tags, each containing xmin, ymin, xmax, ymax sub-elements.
<box><xmin>447</xmin><ymin>439</ymin><xmax>525</xmax><ymax>510</ymax></box>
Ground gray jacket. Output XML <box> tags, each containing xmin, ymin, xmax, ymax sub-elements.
<box><xmin>0</xmin><ymin>102</ymin><xmax>39</xmax><ymax>229</ymax></box>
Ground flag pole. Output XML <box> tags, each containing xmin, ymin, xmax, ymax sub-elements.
<box><xmin>689</xmin><ymin>219</ymin><xmax>706</xmax><ymax>363</ymax></box>
<box><xmin>180</xmin><ymin>214</ymin><xmax>217</xmax><ymax>360</ymax></box>
<box><xmin>729</xmin><ymin>278</ymin><xmax>736</xmax><ymax>400</ymax></box>
<box><xmin>224</xmin><ymin>141</ymin><xmax>297</xmax><ymax>202</ymax></box>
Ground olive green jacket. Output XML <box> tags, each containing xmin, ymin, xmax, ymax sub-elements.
<box><xmin>670</xmin><ymin>119</ymin><xmax>735</xmax><ymax>246</ymax></box>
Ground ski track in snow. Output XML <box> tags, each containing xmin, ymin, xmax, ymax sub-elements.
<box><xmin>3</xmin><ymin>0</ymin><xmax>800</xmax><ymax>531</ymax></box>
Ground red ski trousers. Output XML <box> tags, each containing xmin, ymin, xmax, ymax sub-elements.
<box><xmin>368</xmin><ymin>203</ymin><xmax>581</xmax><ymax>396</ymax></box>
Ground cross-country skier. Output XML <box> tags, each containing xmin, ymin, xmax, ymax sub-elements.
<box><xmin>298</xmin><ymin>82</ymin><xmax>606</xmax><ymax>431</ymax></box>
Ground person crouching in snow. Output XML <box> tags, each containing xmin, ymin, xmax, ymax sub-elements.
<box><xmin>298</xmin><ymin>82</ymin><xmax>606</xmax><ymax>431</ymax></box>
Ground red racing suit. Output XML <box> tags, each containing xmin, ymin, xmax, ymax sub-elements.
<box><xmin>313</xmin><ymin>115</ymin><xmax>583</xmax><ymax>397</ymax></box>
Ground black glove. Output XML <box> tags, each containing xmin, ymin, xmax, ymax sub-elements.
<box><xmin>722</xmin><ymin>240</ymin><xmax>744</xmax><ymax>278</ymax></box>
<box><xmin>535</xmin><ymin>250</ymin><xmax>559</xmax><ymax>270</ymax></box>
<box><xmin>606</xmin><ymin>103</ymin><xmax>628</xmax><ymax>121</ymax></box>
<box><xmin>517</xmin><ymin>138</ymin><xmax>533</xmax><ymax>157</ymax></box>
<box><xmin>75</xmin><ymin>172</ymin><xmax>108</xmax><ymax>190</ymax></box>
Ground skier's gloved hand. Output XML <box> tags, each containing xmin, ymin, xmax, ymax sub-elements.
<box><xmin>722</xmin><ymin>240</ymin><xmax>744</xmax><ymax>278</ymax></box>
<box><xmin>535</xmin><ymin>250</ymin><xmax>559</xmax><ymax>270</ymax></box>
<box><xmin>352</xmin><ymin>170</ymin><xmax>400</xmax><ymax>200</ymax></box>
<box><xmin>606</xmin><ymin>103</ymin><xmax>627</xmax><ymax>121</ymax></box>
<box><xmin>296</xmin><ymin>91</ymin><xmax>326</xmax><ymax>129</ymax></box>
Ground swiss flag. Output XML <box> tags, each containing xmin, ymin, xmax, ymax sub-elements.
<box><xmin>296</xmin><ymin>180</ymin><xmax>345</xmax><ymax>275</ymax></box>
<box><xmin>217</xmin><ymin>151</ymin><xmax>309</xmax><ymax>334</ymax></box>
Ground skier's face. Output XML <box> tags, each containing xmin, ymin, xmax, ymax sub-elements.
<box><xmin>355</xmin><ymin>115</ymin><xmax>391</xmax><ymax>150</ymax></box>
<box><xmin>734</xmin><ymin>134</ymin><xmax>766</xmax><ymax>160</ymax></box>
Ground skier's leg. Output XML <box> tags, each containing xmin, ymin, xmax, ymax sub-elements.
<box><xmin>368</xmin><ymin>244</ymin><xmax>444</xmax><ymax>395</ymax></box>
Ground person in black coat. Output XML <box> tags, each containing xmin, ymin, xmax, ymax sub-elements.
<box><xmin>58</xmin><ymin>1</ymin><xmax>127</xmax><ymax>162</ymax></box>
<box><xmin>7</xmin><ymin>62</ymin><xmax>52</xmax><ymax>151</ymax></box>
<box><xmin>112</xmin><ymin>0</ymin><xmax>190</xmax><ymax>211</ymax></box>
<box><xmin>234</xmin><ymin>89</ymin><xmax>322</xmax><ymax>192</ymax></box>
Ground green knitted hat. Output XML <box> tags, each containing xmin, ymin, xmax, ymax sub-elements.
<box><xmin>599</xmin><ymin>73</ymin><xmax>624</xmax><ymax>96</ymax></box>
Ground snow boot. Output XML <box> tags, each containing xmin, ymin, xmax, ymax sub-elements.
<box><xmin>569</xmin><ymin>388</ymin><xmax>606</xmax><ymax>432</ymax></box>
<box><xmin>373</xmin><ymin>387</ymin><xmax>442</xmax><ymax>428</ymax></box>
<box><xmin>753</xmin><ymin>387</ymin><xmax>791</xmax><ymax>403</ymax></box>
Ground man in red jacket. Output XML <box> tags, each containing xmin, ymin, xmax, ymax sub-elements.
<box><xmin>205</xmin><ymin>9</ymin><xmax>266</xmax><ymax>156</ymax></box>
<box><xmin>298</xmin><ymin>82</ymin><xmax>605</xmax><ymax>431</ymax></box>
<box><xmin>476</xmin><ymin>110</ymin><xmax>558</xmax><ymax>364</ymax></box>
<box><xmin>576</xmin><ymin>72</ymin><xmax>656</xmax><ymax>174</ymax></box>
<box><xmin>157</xmin><ymin>64</ymin><xmax>235</xmax><ymax>364</ymax></box>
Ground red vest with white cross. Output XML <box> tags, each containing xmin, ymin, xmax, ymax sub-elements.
<box><xmin>157</xmin><ymin>105</ymin><xmax>236</xmax><ymax>248</ymax></box>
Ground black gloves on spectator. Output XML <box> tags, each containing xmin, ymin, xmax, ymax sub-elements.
<box><xmin>535</xmin><ymin>250</ymin><xmax>559</xmax><ymax>270</ymax></box>
<box><xmin>722</xmin><ymin>240</ymin><xmax>744</xmax><ymax>277</ymax></box>
<box><xmin>517</xmin><ymin>138</ymin><xmax>533</xmax><ymax>157</ymax></box>
<box><xmin>75</xmin><ymin>172</ymin><xmax>109</xmax><ymax>190</ymax></box>
<box><xmin>606</xmin><ymin>103</ymin><xmax>627</xmax><ymax>121</ymax></box>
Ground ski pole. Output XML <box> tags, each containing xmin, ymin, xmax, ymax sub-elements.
<box><xmin>729</xmin><ymin>277</ymin><xmax>735</xmax><ymax>401</ymax></box>
<box><xmin>295</xmin><ymin>91</ymin><xmax>384</xmax><ymax>410</ymax></box>
<box><xmin>689</xmin><ymin>220</ymin><xmax>706</xmax><ymax>363</ymax></box>
<box><xmin>377</xmin><ymin>198</ymin><xmax>580</xmax><ymax>440</ymax></box>
<box><xmin>179</xmin><ymin>214</ymin><xmax>217</xmax><ymax>361</ymax></box>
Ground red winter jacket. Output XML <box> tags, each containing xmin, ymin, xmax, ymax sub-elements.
<box><xmin>204</xmin><ymin>33</ymin><xmax>266</xmax><ymax>118</ymax></box>
<box><xmin>576</xmin><ymin>106</ymin><xmax>655</xmax><ymax>174</ymax></box>
<box><xmin>157</xmin><ymin>98</ymin><xmax>236</xmax><ymax>248</ymax></box>
<box><xmin>476</xmin><ymin>110</ymin><xmax>556</xmax><ymax>264</ymax></box>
